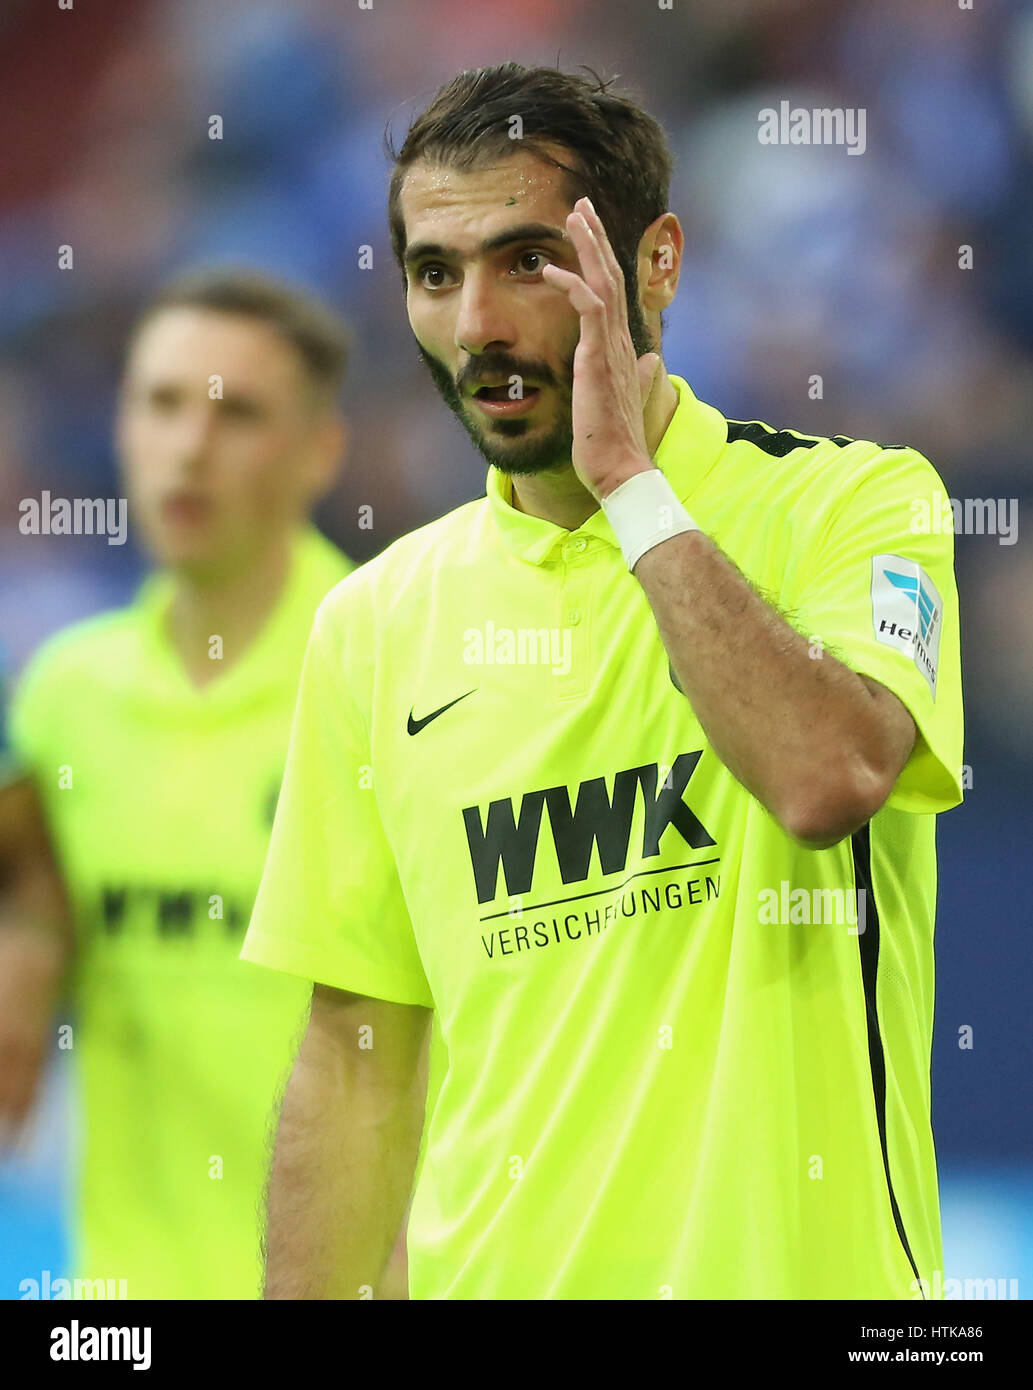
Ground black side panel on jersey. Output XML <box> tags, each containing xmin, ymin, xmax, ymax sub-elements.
<box><xmin>724</xmin><ymin>420</ymin><xmax>858</xmax><ymax>457</ymax></box>
<box><xmin>724</xmin><ymin>419</ymin><xmax>912</xmax><ymax>458</ymax></box>
<box><xmin>852</xmin><ymin>823</ymin><xmax>926</xmax><ymax>1299</ymax></box>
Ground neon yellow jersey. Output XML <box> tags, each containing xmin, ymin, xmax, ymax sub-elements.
<box><xmin>242</xmin><ymin>379</ymin><xmax>964</xmax><ymax>1300</ymax></box>
<box><xmin>9</xmin><ymin>526</ymin><xmax>352</xmax><ymax>1299</ymax></box>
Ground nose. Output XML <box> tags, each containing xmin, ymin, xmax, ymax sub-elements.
<box><xmin>454</xmin><ymin>266</ymin><xmax>514</xmax><ymax>357</ymax></box>
<box><xmin>171</xmin><ymin>403</ymin><xmax>219</xmax><ymax>477</ymax></box>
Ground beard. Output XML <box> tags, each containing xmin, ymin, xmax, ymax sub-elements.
<box><xmin>417</xmin><ymin>278</ymin><xmax>657</xmax><ymax>478</ymax></box>
<box><xmin>418</xmin><ymin>340</ymin><xmax>575</xmax><ymax>476</ymax></box>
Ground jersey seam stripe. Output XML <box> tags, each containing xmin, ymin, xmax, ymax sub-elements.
<box><xmin>724</xmin><ymin>420</ymin><xmax>853</xmax><ymax>457</ymax></box>
<box><xmin>851</xmin><ymin>822</ymin><xmax>926</xmax><ymax>1299</ymax></box>
<box><xmin>725</xmin><ymin>419</ymin><xmax>910</xmax><ymax>458</ymax></box>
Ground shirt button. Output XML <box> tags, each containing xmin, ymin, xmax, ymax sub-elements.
<box><xmin>566</xmin><ymin>609</ymin><xmax>582</xmax><ymax>625</ymax></box>
<box><xmin>573</xmin><ymin>537</ymin><xmax>588</xmax><ymax>553</ymax></box>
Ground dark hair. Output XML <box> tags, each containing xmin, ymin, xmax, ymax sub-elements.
<box><xmin>130</xmin><ymin>267</ymin><xmax>351</xmax><ymax>403</ymax></box>
<box><xmin>386</xmin><ymin>64</ymin><xmax>673</xmax><ymax>284</ymax></box>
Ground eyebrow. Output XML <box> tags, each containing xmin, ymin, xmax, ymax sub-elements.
<box><xmin>142</xmin><ymin>380</ymin><xmax>263</xmax><ymax>407</ymax></box>
<box><xmin>403</xmin><ymin>222</ymin><xmax>569</xmax><ymax>267</ymax></box>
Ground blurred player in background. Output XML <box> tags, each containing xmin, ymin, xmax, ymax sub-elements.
<box><xmin>1</xmin><ymin>270</ymin><xmax>410</xmax><ymax>1298</ymax></box>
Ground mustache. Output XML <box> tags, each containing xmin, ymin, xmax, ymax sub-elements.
<box><xmin>456</xmin><ymin>353</ymin><xmax>562</xmax><ymax>396</ymax></box>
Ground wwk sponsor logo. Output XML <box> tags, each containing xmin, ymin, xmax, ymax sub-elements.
<box><xmin>462</xmin><ymin>751</ymin><xmax>715</xmax><ymax>905</ymax></box>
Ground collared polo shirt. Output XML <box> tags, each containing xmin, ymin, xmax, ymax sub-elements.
<box><xmin>242</xmin><ymin>377</ymin><xmax>963</xmax><ymax>1299</ymax></box>
<box><xmin>10</xmin><ymin>526</ymin><xmax>352</xmax><ymax>1298</ymax></box>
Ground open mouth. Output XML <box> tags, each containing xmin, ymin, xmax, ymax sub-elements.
<box><xmin>477</xmin><ymin>384</ymin><xmax>511</xmax><ymax>400</ymax></box>
<box><xmin>471</xmin><ymin>383</ymin><xmax>542</xmax><ymax>415</ymax></box>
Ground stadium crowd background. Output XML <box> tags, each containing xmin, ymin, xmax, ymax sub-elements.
<box><xmin>2</xmin><ymin>0</ymin><xmax>1031</xmax><ymax>1297</ymax></box>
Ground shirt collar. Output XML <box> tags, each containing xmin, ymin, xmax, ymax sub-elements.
<box><xmin>133</xmin><ymin>525</ymin><xmax>346</xmax><ymax>707</ymax></box>
<box><xmin>485</xmin><ymin>374</ymin><xmax>727</xmax><ymax>565</ymax></box>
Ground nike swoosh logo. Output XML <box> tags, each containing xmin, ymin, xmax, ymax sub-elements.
<box><xmin>407</xmin><ymin>689</ymin><xmax>476</xmax><ymax>735</ymax></box>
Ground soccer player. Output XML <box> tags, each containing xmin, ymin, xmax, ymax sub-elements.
<box><xmin>242</xmin><ymin>66</ymin><xmax>964</xmax><ymax>1300</ymax></box>
<box><xmin>2</xmin><ymin>269</ymin><xmax>389</xmax><ymax>1298</ymax></box>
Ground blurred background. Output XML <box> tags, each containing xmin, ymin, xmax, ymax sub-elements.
<box><xmin>1</xmin><ymin>0</ymin><xmax>1030</xmax><ymax>1297</ymax></box>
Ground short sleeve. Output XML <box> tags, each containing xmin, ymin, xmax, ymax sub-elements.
<box><xmin>241</xmin><ymin>602</ymin><xmax>433</xmax><ymax>1008</ymax></box>
<box><xmin>792</xmin><ymin>448</ymin><xmax>964</xmax><ymax>815</ymax></box>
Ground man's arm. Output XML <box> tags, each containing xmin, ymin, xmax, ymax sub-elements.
<box><xmin>633</xmin><ymin>535</ymin><xmax>917</xmax><ymax>848</ymax></box>
<box><xmin>263</xmin><ymin>982</ymin><xmax>432</xmax><ymax>1300</ymax></box>
<box><xmin>376</xmin><ymin>1018</ymin><xmax>431</xmax><ymax>1300</ymax></box>
<box><xmin>0</xmin><ymin>775</ymin><xmax>73</xmax><ymax>1142</ymax></box>
<box><xmin>542</xmin><ymin>195</ymin><xmax>916</xmax><ymax>848</ymax></box>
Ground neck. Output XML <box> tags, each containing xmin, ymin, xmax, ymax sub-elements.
<box><xmin>509</xmin><ymin>365</ymin><xmax>679</xmax><ymax>530</ymax></box>
<box><xmin>165</xmin><ymin>534</ymin><xmax>293</xmax><ymax>689</ymax></box>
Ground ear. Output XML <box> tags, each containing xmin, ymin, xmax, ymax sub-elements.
<box><xmin>306</xmin><ymin>411</ymin><xmax>349</xmax><ymax>501</ymax></box>
<box><xmin>639</xmin><ymin>212</ymin><xmax>683</xmax><ymax>314</ymax></box>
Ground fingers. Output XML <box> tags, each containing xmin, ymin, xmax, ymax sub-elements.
<box><xmin>541</xmin><ymin>261</ymin><xmax>604</xmax><ymax>318</ymax></box>
<box><xmin>576</xmin><ymin>197</ymin><xmax>625</xmax><ymax>288</ymax></box>
<box><xmin>567</xmin><ymin>199</ymin><xmax>629</xmax><ymax>334</ymax></box>
<box><xmin>565</xmin><ymin>209</ymin><xmax>608</xmax><ymax>291</ymax></box>
<box><xmin>543</xmin><ymin>197</ymin><xmax>631</xmax><ymax>347</ymax></box>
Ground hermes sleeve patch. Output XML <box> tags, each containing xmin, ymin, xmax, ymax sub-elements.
<box><xmin>871</xmin><ymin>554</ymin><xmax>943</xmax><ymax>698</ymax></box>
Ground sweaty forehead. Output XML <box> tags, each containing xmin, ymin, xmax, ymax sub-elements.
<box><xmin>399</xmin><ymin>150</ymin><xmax>576</xmax><ymax>249</ymax></box>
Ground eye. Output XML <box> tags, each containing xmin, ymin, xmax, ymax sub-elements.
<box><xmin>417</xmin><ymin>263</ymin><xmax>454</xmax><ymax>290</ymax></box>
<box><xmin>513</xmin><ymin>249</ymin><xmax>550</xmax><ymax>276</ymax></box>
<box><xmin>148</xmin><ymin>386</ymin><xmax>181</xmax><ymax>413</ymax></box>
<box><xmin>221</xmin><ymin>397</ymin><xmax>263</xmax><ymax>421</ymax></box>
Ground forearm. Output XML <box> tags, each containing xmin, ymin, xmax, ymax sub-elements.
<box><xmin>263</xmin><ymin>998</ymin><xmax>428</xmax><ymax>1300</ymax></box>
<box><xmin>0</xmin><ymin>797</ymin><xmax>74</xmax><ymax>1131</ymax></box>
<box><xmin>0</xmin><ymin>777</ymin><xmax>75</xmax><ymax>962</ymax></box>
<box><xmin>2</xmin><ymin>869</ymin><xmax>75</xmax><ymax>964</ymax></box>
<box><xmin>634</xmin><ymin>529</ymin><xmax>899</xmax><ymax>840</ymax></box>
<box><xmin>371</xmin><ymin>1024</ymin><xmax>431</xmax><ymax>1300</ymax></box>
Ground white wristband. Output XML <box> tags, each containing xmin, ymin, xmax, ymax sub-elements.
<box><xmin>600</xmin><ymin>468</ymin><xmax>699</xmax><ymax>571</ymax></box>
